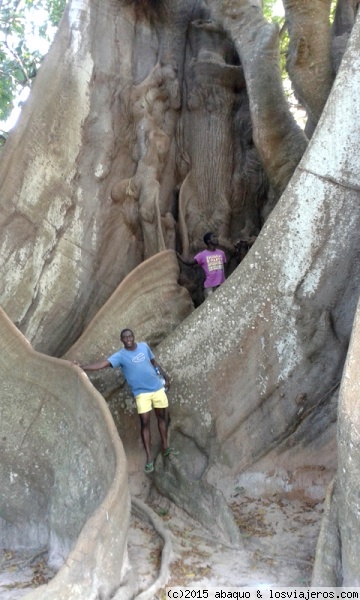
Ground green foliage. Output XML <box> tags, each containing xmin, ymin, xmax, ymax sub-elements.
<box><xmin>0</xmin><ymin>0</ymin><xmax>67</xmax><ymax>131</ymax></box>
<box><xmin>262</xmin><ymin>0</ymin><xmax>280</xmax><ymax>22</ymax></box>
<box><xmin>42</xmin><ymin>0</ymin><xmax>68</xmax><ymax>27</ymax></box>
<box><xmin>330</xmin><ymin>0</ymin><xmax>338</xmax><ymax>23</ymax></box>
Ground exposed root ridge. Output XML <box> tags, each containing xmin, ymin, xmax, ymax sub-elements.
<box><xmin>131</xmin><ymin>496</ymin><xmax>173</xmax><ymax>600</ymax></box>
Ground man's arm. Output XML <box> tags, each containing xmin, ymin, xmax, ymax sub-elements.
<box><xmin>150</xmin><ymin>358</ymin><xmax>171</xmax><ymax>390</ymax></box>
<box><xmin>75</xmin><ymin>359</ymin><xmax>112</xmax><ymax>371</ymax></box>
<box><xmin>176</xmin><ymin>252</ymin><xmax>198</xmax><ymax>267</ymax></box>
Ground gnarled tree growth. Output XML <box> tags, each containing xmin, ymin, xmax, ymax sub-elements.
<box><xmin>1</xmin><ymin>0</ymin><xmax>360</xmax><ymax>594</ymax></box>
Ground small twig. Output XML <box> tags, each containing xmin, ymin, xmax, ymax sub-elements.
<box><xmin>2</xmin><ymin>39</ymin><xmax>31</xmax><ymax>86</ymax></box>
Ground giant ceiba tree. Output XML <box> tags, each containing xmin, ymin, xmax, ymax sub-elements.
<box><xmin>1</xmin><ymin>0</ymin><xmax>360</xmax><ymax>596</ymax></box>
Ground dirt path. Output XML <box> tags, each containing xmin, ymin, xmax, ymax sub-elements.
<box><xmin>0</xmin><ymin>494</ymin><xmax>323</xmax><ymax>599</ymax></box>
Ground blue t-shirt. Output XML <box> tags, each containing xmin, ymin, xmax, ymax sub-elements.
<box><xmin>107</xmin><ymin>342</ymin><xmax>162</xmax><ymax>397</ymax></box>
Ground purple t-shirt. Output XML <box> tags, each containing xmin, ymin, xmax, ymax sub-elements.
<box><xmin>194</xmin><ymin>249</ymin><xmax>226</xmax><ymax>288</ymax></box>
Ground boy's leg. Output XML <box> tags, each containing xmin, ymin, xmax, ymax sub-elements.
<box><xmin>154</xmin><ymin>407</ymin><xmax>168</xmax><ymax>452</ymax></box>
<box><xmin>139</xmin><ymin>410</ymin><xmax>152</xmax><ymax>464</ymax></box>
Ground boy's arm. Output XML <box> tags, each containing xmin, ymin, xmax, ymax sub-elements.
<box><xmin>176</xmin><ymin>252</ymin><xmax>198</xmax><ymax>267</ymax></box>
<box><xmin>151</xmin><ymin>358</ymin><xmax>170</xmax><ymax>391</ymax></box>
<box><xmin>74</xmin><ymin>359</ymin><xmax>112</xmax><ymax>371</ymax></box>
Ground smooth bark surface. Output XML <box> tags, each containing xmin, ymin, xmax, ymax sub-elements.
<box><xmin>1</xmin><ymin>0</ymin><xmax>360</xmax><ymax>590</ymax></box>
<box><xmin>333</xmin><ymin>0</ymin><xmax>360</xmax><ymax>35</ymax></box>
<box><xmin>206</xmin><ymin>0</ymin><xmax>308</xmax><ymax>197</ymax></box>
<box><xmin>284</xmin><ymin>0</ymin><xmax>334</xmax><ymax>126</ymax></box>
<box><xmin>0</xmin><ymin>0</ymin><xmax>267</xmax><ymax>351</ymax></box>
<box><xmin>0</xmin><ymin>308</ymin><xmax>132</xmax><ymax>599</ymax></box>
<box><xmin>152</xmin><ymin>13</ymin><xmax>360</xmax><ymax>524</ymax></box>
<box><xmin>332</xmin><ymin>0</ymin><xmax>360</xmax><ymax>70</ymax></box>
<box><xmin>313</xmin><ymin>296</ymin><xmax>360</xmax><ymax>585</ymax></box>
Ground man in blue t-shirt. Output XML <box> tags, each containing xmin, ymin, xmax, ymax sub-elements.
<box><xmin>77</xmin><ymin>328</ymin><xmax>178</xmax><ymax>474</ymax></box>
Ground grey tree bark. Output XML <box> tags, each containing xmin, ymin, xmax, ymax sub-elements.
<box><xmin>284</xmin><ymin>0</ymin><xmax>334</xmax><ymax>127</ymax></box>
<box><xmin>0</xmin><ymin>0</ymin><xmax>267</xmax><ymax>352</ymax></box>
<box><xmin>313</xmin><ymin>296</ymin><xmax>360</xmax><ymax>585</ymax></box>
<box><xmin>1</xmin><ymin>0</ymin><xmax>360</xmax><ymax>592</ymax></box>
<box><xmin>154</xmin><ymin>14</ymin><xmax>360</xmax><ymax>581</ymax></box>
<box><xmin>205</xmin><ymin>0</ymin><xmax>308</xmax><ymax>197</ymax></box>
<box><xmin>332</xmin><ymin>0</ymin><xmax>360</xmax><ymax>70</ymax></box>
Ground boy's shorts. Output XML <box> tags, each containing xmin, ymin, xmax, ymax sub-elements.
<box><xmin>135</xmin><ymin>388</ymin><xmax>169</xmax><ymax>414</ymax></box>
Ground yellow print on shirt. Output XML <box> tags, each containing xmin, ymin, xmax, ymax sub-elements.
<box><xmin>206</xmin><ymin>254</ymin><xmax>224</xmax><ymax>272</ymax></box>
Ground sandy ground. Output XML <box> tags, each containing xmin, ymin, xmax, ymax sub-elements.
<box><xmin>0</xmin><ymin>548</ymin><xmax>55</xmax><ymax>599</ymax></box>
<box><xmin>0</xmin><ymin>491</ymin><xmax>323</xmax><ymax>599</ymax></box>
<box><xmin>130</xmin><ymin>492</ymin><xmax>323</xmax><ymax>595</ymax></box>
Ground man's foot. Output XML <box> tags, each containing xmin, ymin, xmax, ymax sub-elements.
<box><xmin>144</xmin><ymin>462</ymin><xmax>154</xmax><ymax>474</ymax></box>
<box><xmin>162</xmin><ymin>447</ymin><xmax>179</xmax><ymax>457</ymax></box>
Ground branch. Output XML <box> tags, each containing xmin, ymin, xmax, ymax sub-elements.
<box><xmin>206</xmin><ymin>0</ymin><xmax>308</xmax><ymax>197</ymax></box>
<box><xmin>2</xmin><ymin>39</ymin><xmax>31</xmax><ymax>86</ymax></box>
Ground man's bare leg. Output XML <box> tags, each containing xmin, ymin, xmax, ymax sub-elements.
<box><xmin>154</xmin><ymin>407</ymin><xmax>168</xmax><ymax>452</ymax></box>
<box><xmin>139</xmin><ymin>411</ymin><xmax>152</xmax><ymax>464</ymax></box>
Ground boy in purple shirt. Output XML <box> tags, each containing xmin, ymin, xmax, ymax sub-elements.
<box><xmin>177</xmin><ymin>232</ymin><xmax>226</xmax><ymax>299</ymax></box>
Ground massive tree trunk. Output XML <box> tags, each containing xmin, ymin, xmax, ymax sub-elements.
<box><xmin>312</xmin><ymin>297</ymin><xmax>360</xmax><ymax>585</ymax></box>
<box><xmin>1</xmin><ymin>0</ymin><xmax>360</xmax><ymax>593</ymax></box>
<box><xmin>0</xmin><ymin>307</ymin><xmax>131</xmax><ymax>599</ymax></box>
<box><xmin>205</xmin><ymin>0</ymin><xmax>308</xmax><ymax>197</ymax></box>
<box><xmin>332</xmin><ymin>0</ymin><xmax>360</xmax><ymax>70</ymax></box>
<box><xmin>284</xmin><ymin>0</ymin><xmax>334</xmax><ymax>128</ymax></box>
<box><xmin>0</xmin><ymin>0</ymin><xmax>268</xmax><ymax>352</ymax></box>
<box><xmin>154</xmin><ymin>14</ymin><xmax>360</xmax><ymax>579</ymax></box>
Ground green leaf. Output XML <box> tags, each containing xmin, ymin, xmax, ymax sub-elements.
<box><xmin>0</xmin><ymin>0</ymin><xmax>67</xmax><ymax>129</ymax></box>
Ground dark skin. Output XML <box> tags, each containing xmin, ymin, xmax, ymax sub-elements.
<box><xmin>177</xmin><ymin>233</ymin><xmax>257</xmax><ymax>267</ymax></box>
<box><xmin>176</xmin><ymin>233</ymin><xmax>220</xmax><ymax>267</ymax></box>
<box><xmin>76</xmin><ymin>329</ymin><xmax>170</xmax><ymax>465</ymax></box>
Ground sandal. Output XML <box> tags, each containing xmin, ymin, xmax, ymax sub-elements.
<box><xmin>144</xmin><ymin>462</ymin><xmax>154</xmax><ymax>474</ymax></box>
<box><xmin>162</xmin><ymin>447</ymin><xmax>179</xmax><ymax>457</ymax></box>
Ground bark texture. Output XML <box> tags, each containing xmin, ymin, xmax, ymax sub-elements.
<box><xmin>284</xmin><ymin>0</ymin><xmax>334</xmax><ymax>126</ymax></box>
<box><xmin>205</xmin><ymin>0</ymin><xmax>308</xmax><ymax>197</ymax></box>
<box><xmin>332</xmin><ymin>0</ymin><xmax>360</xmax><ymax>70</ymax></box>
<box><xmin>0</xmin><ymin>0</ymin><xmax>267</xmax><ymax>350</ymax></box>
<box><xmin>1</xmin><ymin>0</ymin><xmax>360</xmax><ymax>590</ymax></box>
<box><xmin>0</xmin><ymin>308</ymin><xmax>132</xmax><ymax>599</ymax></box>
<box><xmin>313</xmin><ymin>295</ymin><xmax>360</xmax><ymax>585</ymax></box>
<box><xmin>150</xmin><ymin>12</ymin><xmax>360</xmax><ymax>532</ymax></box>
<box><xmin>63</xmin><ymin>250</ymin><xmax>193</xmax><ymax>364</ymax></box>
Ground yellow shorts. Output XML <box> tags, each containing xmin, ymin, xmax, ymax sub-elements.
<box><xmin>135</xmin><ymin>388</ymin><xmax>169</xmax><ymax>414</ymax></box>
